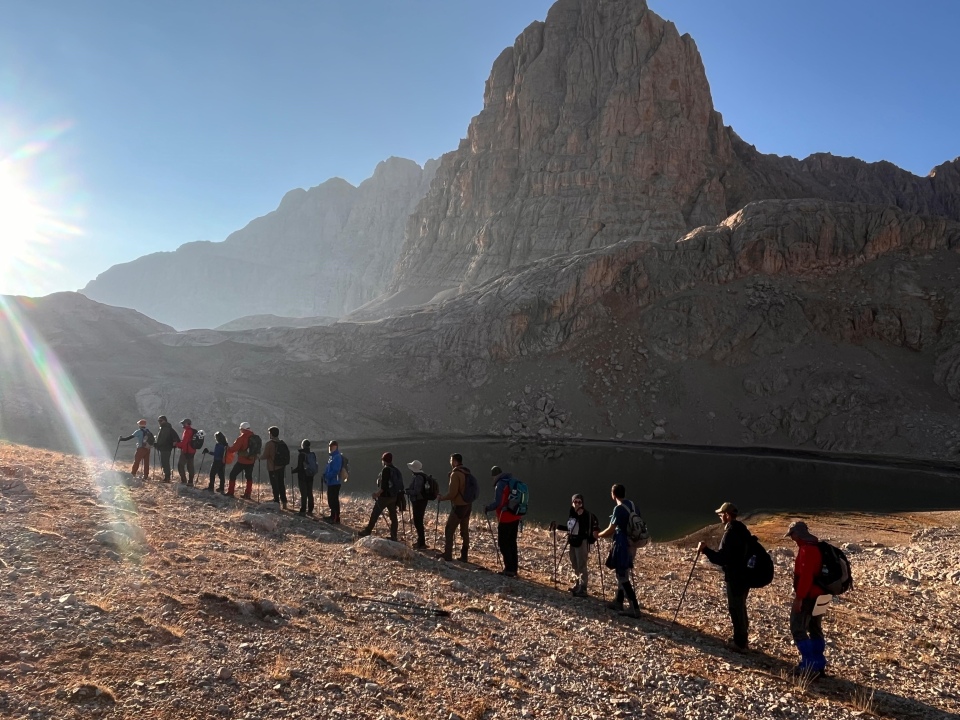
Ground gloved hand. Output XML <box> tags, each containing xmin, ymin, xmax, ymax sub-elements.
<box><xmin>549</xmin><ymin>520</ymin><xmax>558</xmax><ymax>532</ymax></box>
<box><xmin>118</xmin><ymin>436</ymin><xmax>123</xmax><ymax>441</ymax></box>
<box><xmin>202</xmin><ymin>448</ymin><xmax>210</xmax><ymax>455</ymax></box>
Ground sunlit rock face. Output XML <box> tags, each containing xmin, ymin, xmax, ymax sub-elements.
<box><xmin>81</xmin><ymin>157</ymin><xmax>437</xmax><ymax>330</ymax></box>
<box><xmin>355</xmin><ymin>0</ymin><xmax>960</xmax><ymax>319</ymax></box>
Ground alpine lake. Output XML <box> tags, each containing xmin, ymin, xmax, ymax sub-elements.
<box><xmin>336</xmin><ymin>438</ymin><xmax>960</xmax><ymax>540</ymax></box>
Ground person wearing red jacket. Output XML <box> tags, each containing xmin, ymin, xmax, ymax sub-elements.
<box><xmin>175</xmin><ymin>419</ymin><xmax>197</xmax><ymax>486</ymax></box>
<box><xmin>227</xmin><ymin>422</ymin><xmax>257</xmax><ymax>498</ymax></box>
<box><xmin>786</xmin><ymin>521</ymin><xmax>827</xmax><ymax>675</ymax></box>
<box><xmin>484</xmin><ymin>466</ymin><xmax>523</xmax><ymax>577</ymax></box>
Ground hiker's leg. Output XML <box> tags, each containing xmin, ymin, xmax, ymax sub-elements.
<box><xmin>227</xmin><ymin>462</ymin><xmax>241</xmax><ymax>495</ymax></box>
<box><xmin>216</xmin><ymin>462</ymin><xmax>225</xmax><ymax>491</ymax></box>
<box><xmin>412</xmin><ymin>499</ymin><xmax>427</xmax><ymax>545</ymax></box>
<box><xmin>160</xmin><ymin>450</ymin><xmax>172</xmax><ymax>481</ymax></box>
<box><xmin>443</xmin><ymin>509</ymin><xmax>458</xmax><ymax>560</ymax></box>
<box><xmin>142</xmin><ymin>448</ymin><xmax>151</xmax><ymax>478</ymax></box>
<box><xmin>243</xmin><ymin>464</ymin><xmax>253</xmax><ymax>497</ymax></box>
<box><xmin>132</xmin><ymin>447</ymin><xmax>146</xmax><ymax>476</ymax></box>
<box><xmin>809</xmin><ymin>615</ymin><xmax>826</xmax><ymax>671</ymax></box>
<box><xmin>364</xmin><ymin>497</ymin><xmax>386</xmax><ymax>533</ymax></box>
<box><xmin>727</xmin><ymin>584</ymin><xmax>749</xmax><ymax>649</ymax></box>
<box><xmin>457</xmin><ymin>505</ymin><xmax>471</xmax><ymax>560</ymax></box>
<box><xmin>298</xmin><ymin>477</ymin><xmax>309</xmax><ymax>512</ymax></box>
<box><xmin>328</xmin><ymin>484</ymin><xmax>340</xmax><ymax>521</ymax></box>
<box><xmin>790</xmin><ymin>599</ymin><xmax>817</xmax><ymax>671</ymax></box>
<box><xmin>278</xmin><ymin>471</ymin><xmax>287</xmax><ymax>506</ymax></box>
<box><xmin>387</xmin><ymin>500</ymin><xmax>398</xmax><ymax>540</ymax></box>
<box><xmin>177</xmin><ymin>452</ymin><xmax>187</xmax><ymax>483</ymax></box>
<box><xmin>186</xmin><ymin>454</ymin><xmax>195</xmax><ymax>485</ymax></box>
<box><xmin>499</xmin><ymin>520</ymin><xmax>519</xmax><ymax>573</ymax></box>
<box><xmin>572</xmin><ymin>543</ymin><xmax>589</xmax><ymax>591</ymax></box>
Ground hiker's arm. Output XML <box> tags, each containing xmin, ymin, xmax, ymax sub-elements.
<box><xmin>119</xmin><ymin>434</ymin><xmax>134</xmax><ymax>442</ymax></box>
<box><xmin>483</xmin><ymin>482</ymin><xmax>504</xmax><ymax>513</ymax></box>
<box><xmin>597</xmin><ymin>522</ymin><xmax>616</xmax><ymax>540</ymax></box>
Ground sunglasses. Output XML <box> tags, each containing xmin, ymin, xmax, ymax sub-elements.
<box><xmin>572</xmin><ymin>500</ymin><xmax>583</xmax><ymax>505</ymax></box>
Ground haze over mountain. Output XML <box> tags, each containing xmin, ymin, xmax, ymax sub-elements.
<box><xmin>81</xmin><ymin>157</ymin><xmax>437</xmax><ymax>330</ymax></box>
<box><xmin>5</xmin><ymin>0</ymin><xmax>960</xmax><ymax>465</ymax></box>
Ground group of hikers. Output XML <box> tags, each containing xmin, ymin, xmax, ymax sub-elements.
<box><xmin>118</xmin><ymin>418</ymin><xmax>851</xmax><ymax>678</ymax></box>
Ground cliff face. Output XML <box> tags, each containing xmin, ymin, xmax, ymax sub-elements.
<box><xmin>360</xmin><ymin>0</ymin><xmax>960</xmax><ymax>319</ymax></box>
<box><xmin>81</xmin><ymin>157</ymin><xmax>437</xmax><ymax>330</ymax></box>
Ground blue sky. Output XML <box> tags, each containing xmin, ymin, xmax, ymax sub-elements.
<box><xmin>0</xmin><ymin>0</ymin><xmax>957</xmax><ymax>297</ymax></box>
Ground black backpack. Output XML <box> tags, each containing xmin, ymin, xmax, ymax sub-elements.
<box><xmin>304</xmin><ymin>452</ymin><xmax>319</xmax><ymax>476</ymax></box>
<box><xmin>816</xmin><ymin>541</ymin><xmax>853</xmax><ymax>595</ymax></box>
<box><xmin>141</xmin><ymin>428</ymin><xmax>155</xmax><ymax>447</ymax></box>
<box><xmin>744</xmin><ymin>535</ymin><xmax>774</xmax><ymax>589</ymax></box>
<box><xmin>459</xmin><ymin>467</ymin><xmax>479</xmax><ymax>503</ymax></box>
<box><xmin>421</xmin><ymin>474</ymin><xmax>439</xmax><ymax>501</ymax></box>
<box><xmin>273</xmin><ymin>440</ymin><xmax>290</xmax><ymax>467</ymax></box>
<box><xmin>190</xmin><ymin>429</ymin><xmax>205</xmax><ymax>450</ymax></box>
<box><xmin>385</xmin><ymin>465</ymin><xmax>405</xmax><ymax>498</ymax></box>
<box><xmin>245</xmin><ymin>434</ymin><xmax>262</xmax><ymax>458</ymax></box>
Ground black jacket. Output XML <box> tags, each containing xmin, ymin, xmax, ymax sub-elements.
<box><xmin>567</xmin><ymin>507</ymin><xmax>598</xmax><ymax>548</ymax></box>
<box><xmin>702</xmin><ymin>519</ymin><xmax>751</xmax><ymax>588</ymax></box>
<box><xmin>155</xmin><ymin>422</ymin><xmax>179</xmax><ymax>451</ymax></box>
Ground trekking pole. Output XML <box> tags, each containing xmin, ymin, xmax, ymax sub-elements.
<box><xmin>553</xmin><ymin>536</ymin><xmax>568</xmax><ymax>588</ymax></box>
<box><xmin>596</xmin><ymin>541</ymin><xmax>606</xmax><ymax>601</ymax></box>
<box><xmin>198</xmin><ymin>453</ymin><xmax>206</xmax><ymax>476</ymax></box>
<box><xmin>551</xmin><ymin>525</ymin><xmax>559</xmax><ymax>588</ymax></box>
<box><xmin>672</xmin><ymin>551</ymin><xmax>701</xmax><ymax>624</ymax></box>
<box><xmin>113</xmin><ymin>439</ymin><xmax>121</xmax><ymax>469</ymax></box>
<box><xmin>485</xmin><ymin>513</ymin><xmax>502</xmax><ymax>569</ymax></box>
<box><xmin>400</xmin><ymin>501</ymin><xmax>407</xmax><ymax>542</ymax></box>
<box><xmin>289</xmin><ymin>469</ymin><xmax>296</xmax><ymax>510</ymax></box>
<box><xmin>434</xmin><ymin>501</ymin><xmax>441</xmax><ymax>548</ymax></box>
<box><xmin>257</xmin><ymin>460</ymin><xmax>262</xmax><ymax>503</ymax></box>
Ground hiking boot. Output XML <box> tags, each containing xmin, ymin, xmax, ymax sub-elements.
<box><xmin>605</xmin><ymin>601</ymin><xmax>624</xmax><ymax>611</ymax></box>
<box><xmin>414</xmin><ymin>542</ymin><xmax>427</xmax><ymax>550</ymax></box>
<box><xmin>459</xmin><ymin>554</ymin><xmax>469</xmax><ymax>563</ymax></box>
<box><xmin>727</xmin><ymin>639</ymin><xmax>748</xmax><ymax>653</ymax></box>
<box><xmin>241</xmin><ymin>493</ymin><xmax>251</xmax><ymax>500</ymax></box>
<box><xmin>497</xmin><ymin>570</ymin><xmax>517</xmax><ymax>577</ymax></box>
<box><xmin>619</xmin><ymin>609</ymin><xmax>641</xmax><ymax>619</ymax></box>
<box><xmin>357</xmin><ymin>529</ymin><xmax>371</xmax><ymax>538</ymax></box>
<box><xmin>282</xmin><ymin>502</ymin><xmax>288</xmax><ymax>510</ymax></box>
<box><xmin>440</xmin><ymin>554</ymin><xmax>453</xmax><ymax>562</ymax></box>
<box><xmin>298</xmin><ymin>510</ymin><xmax>306</xmax><ymax>516</ymax></box>
<box><xmin>572</xmin><ymin>588</ymin><xmax>589</xmax><ymax>597</ymax></box>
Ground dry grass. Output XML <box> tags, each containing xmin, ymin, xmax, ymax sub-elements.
<box><xmin>463</xmin><ymin>697</ymin><xmax>492</xmax><ymax>720</ymax></box>
<box><xmin>269</xmin><ymin>652</ymin><xmax>290</xmax><ymax>682</ymax></box>
<box><xmin>344</xmin><ymin>646</ymin><xmax>397</xmax><ymax>681</ymax></box>
<box><xmin>851</xmin><ymin>685</ymin><xmax>877</xmax><ymax>715</ymax></box>
<box><xmin>780</xmin><ymin>666</ymin><xmax>817</xmax><ymax>693</ymax></box>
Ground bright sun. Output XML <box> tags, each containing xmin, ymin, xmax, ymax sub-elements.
<box><xmin>0</xmin><ymin>161</ymin><xmax>47</xmax><ymax>279</ymax></box>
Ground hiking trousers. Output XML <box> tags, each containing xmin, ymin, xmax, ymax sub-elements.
<box><xmin>364</xmin><ymin>496</ymin><xmax>398</xmax><ymax>539</ymax></box>
<box><xmin>726</xmin><ymin>584</ymin><xmax>750</xmax><ymax>648</ymax></box>
<box><xmin>268</xmin><ymin>469</ymin><xmax>287</xmax><ymax>505</ymax></box>
<box><xmin>177</xmin><ymin>452</ymin><xmax>195</xmax><ymax>484</ymax></box>
<box><xmin>569</xmin><ymin>541</ymin><xmax>590</xmax><ymax>591</ymax></box>
<box><xmin>208</xmin><ymin>460</ymin><xmax>225</xmax><ymax>491</ymax></box>
<box><xmin>411</xmin><ymin>498</ymin><xmax>429</xmax><ymax>545</ymax></box>
<box><xmin>131</xmin><ymin>447</ymin><xmax>151</xmax><ymax>478</ymax></box>
<box><xmin>444</xmin><ymin>504</ymin><xmax>471</xmax><ymax>560</ymax></box>
<box><xmin>790</xmin><ymin>598</ymin><xmax>824</xmax><ymax>644</ymax></box>
<box><xmin>228</xmin><ymin>462</ymin><xmax>254</xmax><ymax>496</ymax></box>
<box><xmin>326</xmin><ymin>483</ymin><xmax>341</xmax><ymax>520</ymax></box>
<box><xmin>298</xmin><ymin>475</ymin><xmax>315</xmax><ymax>514</ymax></box>
<box><xmin>158</xmin><ymin>449</ymin><xmax>173</xmax><ymax>481</ymax></box>
<box><xmin>498</xmin><ymin>520</ymin><xmax>520</xmax><ymax>573</ymax></box>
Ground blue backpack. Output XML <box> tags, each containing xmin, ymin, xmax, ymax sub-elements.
<box><xmin>505</xmin><ymin>477</ymin><xmax>529</xmax><ymax>516</ymax></box>
<box><xmin>304</xmin><ymin>451</ymin><xmax>319</xmax><ymax>477</ymax></box>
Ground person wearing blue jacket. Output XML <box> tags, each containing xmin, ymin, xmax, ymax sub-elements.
<box><xmin>323</xmin><ymin>440</ymin><xmax>343</xmax><ymax>523</ymax></box>
<box><xmin>203</xmin><ymin>432</ymin><xmax>228</xmax><ymax>493</ymax></box>
<box><xmin>484</xmin><ymin>466</ymin><xmax>523</xmax><ymax>577</ymax></box>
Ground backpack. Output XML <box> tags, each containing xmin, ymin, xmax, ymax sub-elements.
<box><xmin>245</xmin><ymin>434</ymin><xmax>262</xmax><ymax>458</ymax></box>
<box><xmin>624</xmin><ymin>501</ymin><xmax>650</xmax><ymax>547</ymax></box>
<box><xmin>304</xmin><ymin>452</ymin><xmax>319</xmax><ymax>476</ymax></box>
<box><xmin>273</xmin><ymin>440</ymin><xmax>290</xmax><ymax>467</ymax></box>
<box><xmin>190</xmin><ymin>429</ymin><xmax>205</xmax><ymax>451</ymax></box>
<box><xmin>384</xmin><ymin>466</ymin><xmax>404</xmax><ymax>498</ymax></box>
<box><xmin>141</xmin><ymin>427</ymin><xmax>155</xmax><ymax>447</ymax></box>
<box><xmin>338</xmin><ymin>455</ymin><xmax>350</xmax><ymax>482</ymax></box>
<box><xmin>816</xmin><ymin>541</ymin><xmax>853</xmax><ymax>595</ymax></box>
<box><xmin>421</xmin><ymin>474</ymin><xmax>439</xmax><ymax>501</ymax></box>
<box><xmin>505</xmin><ymin>477</ymin><xmax>529</xmax><ymax>516</ymax></box>
<box><xmin>459</xmin><ymin>467</ymin><xmax>479</xmax><ymax>503</ymax></box>
<box><xmin>744</xmin><ymin>535</ymin><xmax>774</xmax><ymax>588</ymax></box>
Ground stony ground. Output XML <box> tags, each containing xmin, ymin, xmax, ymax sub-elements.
<box><xmin>1</xmin><ymin>441</ymin><xmax>958</xmax><ymax>719</ymax></box>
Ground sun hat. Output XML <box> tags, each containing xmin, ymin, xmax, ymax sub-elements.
<box><xmin>239</xmin><ymin>422</ymin><xmax>251</xmax><ymax>430</ymax></box>
<box><xmin>407</xmin><ymin>460</ymin><xmax>423</xmax><ymax>472</ymax></box>
<box><xmin>715</xmin><ymin>501</ymin><xmax>738</xmax><ymax>515</ymax></box>
<box><xmin>785</xmin><ymin>520</ymin><xmax>815</xmax><ymax>539</ymax></box>
<box><xmin>138</xmin><ymin>419</ymin><xmax>147</xmax><ymax>427</ymax></box>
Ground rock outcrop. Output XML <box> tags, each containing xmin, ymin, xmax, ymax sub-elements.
<box><xmin>355</xmin><ymin>0</ymin><xmax>960</xmax><ymax>318</ymax></box>
<box><xmin>81</xmin><ymin>157</ymin><xmax>437</xmax><ymax>330</ymax></box>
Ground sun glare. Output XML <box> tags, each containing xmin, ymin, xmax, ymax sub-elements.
<box><xmin>0</xmin><ymin>123</ymin><xmax>83</xmax><ymax>296</ymax></box>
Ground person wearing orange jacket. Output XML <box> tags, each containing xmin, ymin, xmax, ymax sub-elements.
<box><xmin>174</xmin><ymin>419</ymin><xmax>197</xmax><ymax>486</ymax></box>
<box><xmin>484</xmin><ymin>466</ymin><xmax>523</xmax><ymax>577</ymax></box>
<box><xmin>226</xmin><ymin>422</ymin><xmax>257</xmax><ymax>498</ymax></box>
<box><xmin>786</xmin><ymin>521</ymin><xmax>827</xmax><ymax>675</ymax></box>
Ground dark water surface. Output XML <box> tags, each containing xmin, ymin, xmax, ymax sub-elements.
<box><xmin>335</xmin><ymin>439</ymin><xmax>960</xmax><ymax>540</ymax></box>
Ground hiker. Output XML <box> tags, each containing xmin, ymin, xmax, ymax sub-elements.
<box><xmin>484</xmin><ymin>466</ymin><xmax>522</xmax><ymax>577</ymax></box>
<box><xmin>203</xmin><ymin>431</ymin><xmax>228</xmax><ymax>492</ymax></box>
<box><xmin>406</xmin><ymin>460</ymin><xmax>436</xmax><ymax>549</ymax></box>
<box><xmin>786</xmin><ymin>520</ymin><xmax>827</xmax><ymax>675</ymax></box>
<box><xmin>697</xmin><ymin>501</ymin><xmax>752</xmax><ymax>652</ymax></box>
<box><xmin>262</xmin><ymin>426</ymin><xmax>289</xmax><ymax>509</ymax></box>
<box><xmin>597</xmin><ymin>484</ymin><xmax>642</xmax><ymax>618</ymax></box>
<box><xmin>118</xmin><ymin>419</ymin><xmax>153</xmax><ymax>479</ymax></box>
<box><xmin>290</xmin><ymin>440</ymin><xmax>318</xmax><ymax>516</ymax></box>
<box><xmin>323</xmin><ymin>440</ymin><xmax>343</xmax><ymax>523</ymax></box>
<box><xmin>174</xmin><ymin>419</ymin><xmax>198</xmax><ymax>485</ymax></box>
<box><xmin>565</xmin><ymin>493</ymin><xmax>599</xmax><ymax>596</ymax></box>
<box><xmin>154</xmin><ymin>415</ymin><xmax>179</xmax><ymax>483</ymax></box>
<box><xmin>438</xmin><ymin>453</ymin><xmax>473</xmax><ymax>562</ymax></box>
<box><xmin>357</xmin><ymin>452</ymin><xmax>403</xmax><ymax>540</ymax></box>
<box><xmin>226</xmin><ymin>422</ymin><xmax>257</xmax><ymax>498</ymax></box>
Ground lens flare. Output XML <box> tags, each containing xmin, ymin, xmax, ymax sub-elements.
<box><xmin>0</xmin><ymin>120</ymin><xmax>83</xmax><ymax>296</ymax></box>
